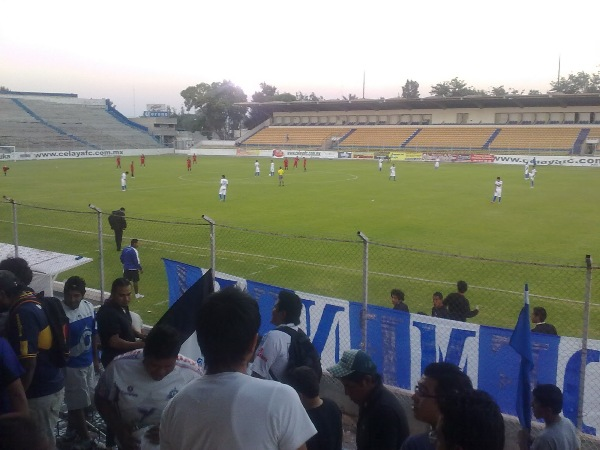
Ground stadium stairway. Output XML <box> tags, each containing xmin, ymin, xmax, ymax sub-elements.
<box><xmin>11</xmin><ymin>98</ymin><xmax>99</xmax><ymax>149</ymax></box>
<box><xmin>572</xmin><ymin>128</ymin><xmax>590</xmax><ymax>154</ymax></box>
<box><xmin>483</xmin><ymin>128</ymin><xmax>502</xmax><ymax>150</ymax></box>
<box><xmin>336</xmin><ymin>128</ymin><xmax>356</xmax><ymax>145</ymax></box>
<box><xmin>400</xmin><ymin>128</ymin><xmax>422</xmax><ymax>148</ymax></box>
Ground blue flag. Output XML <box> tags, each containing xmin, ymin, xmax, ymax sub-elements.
<box><xmin>162</xmin><ymin>258</ymin><xmax>204</xmax><ymax>306</ymax></box>
<box><xmin>509</xmin><ymin>284</ymin><xmax>534</xmax><ymax>430</ymax></box>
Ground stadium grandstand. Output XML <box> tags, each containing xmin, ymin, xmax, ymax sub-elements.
<box><xmin>0</xmin><ymin>92</ymin><xmax>164</xmax><ymax>151</ymax></box>
<box><xmin>237</xmin><ymin>94</ymin><xmax>600</xmax><ymax>155</ymax></box>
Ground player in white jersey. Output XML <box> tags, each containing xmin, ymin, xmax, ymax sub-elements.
<box><xmin>120</xmin><ymin>171</ymin><xmax>128</xmax><ymax>191</ymax></box>
<box><xmin>434</xmin><ymin>157</ymin><xmax>440</xmax><ymax>169</ymax></box>
<box><xmin>269</xmin><ymin>160</ymin><xmax>275</xmax><ymax>176</ymax></box>
<box><xmin>389</xmin><ymin>164</ymin><xmax>396</xmax><ymax>181</ymax></box>
<box><xmin>524</xmin><ymin>161</ymin><xmax>530</xmax><ymax>179</ymax></box>
<box><xmin>254</xmin><ymin>160</ymin><xmax>260</xmax><ymax>176</ymax></box>
<box><xmin>219</xmin><ymin>175</ymin><xmax>228</xmax><ymax>201</ymax></box>
<box><xmin>530</xmin><ymin>168</ymin><xmax>536</xmax><ymax>188</ymax></box>
<box><xmin>378</xmin><ymin>159</ymin><xmax>383</xmax><ymax>171</ymax></box>
<box><xmin>491</xmin><ymin>176</ymin><xmax>503</xmax><ymax>203</ymax></box>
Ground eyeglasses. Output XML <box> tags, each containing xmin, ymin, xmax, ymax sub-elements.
<box><xmin>414</xmin><ymin>385</ymin><xmax>438</xmax><ymax>398</ymax></box>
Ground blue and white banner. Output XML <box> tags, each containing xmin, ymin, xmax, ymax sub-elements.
<box><xmin>163</xmin><ymin>260</ymin><xmax>600</xmax><ymax>435</ymax></box>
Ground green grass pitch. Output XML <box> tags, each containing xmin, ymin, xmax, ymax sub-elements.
<box><xmin>1</xmin><ymin>155</ymin><xmax>599</xmax><ymax>337</ymax></box>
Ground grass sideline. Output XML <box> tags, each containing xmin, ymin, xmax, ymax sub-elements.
<box><xmin>1</xmin><ymin>155</ymin><xmax>599</xmax><ymax>337</ymax></box>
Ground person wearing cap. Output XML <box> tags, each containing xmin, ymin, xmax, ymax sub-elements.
<box><xmin>328</xmin><ymin>349</ymin><xmax>409</xmax><ymax>450</ymax></box>
<box><xmin>0</xmin><ymin>268</ymin><xmax>65</xmax><ymax>448</ymax></box>
<box><xmin>249</xmin><ymin>289</ymin><xmax>306</xmax><ymax>381</ymax></box>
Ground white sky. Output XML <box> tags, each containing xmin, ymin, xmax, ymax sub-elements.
<box><xmin>1</xmin><ymin>0</ymin><xmax>599</xmax><ymax>117</ymax></box>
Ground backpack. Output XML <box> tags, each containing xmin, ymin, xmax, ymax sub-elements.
<box><xmin>12</xmin><ymin>294</ymin><xmax>71</xmax><ymax>368</ymax></box>
<box><xmin>274</xmin><ymin>326</ymin><xmax>322</xmax><ymax>384</ymax></box>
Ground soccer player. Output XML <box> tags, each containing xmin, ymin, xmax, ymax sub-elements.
<box><xmin>524</xmin><ymin>161</ymin><xmax>530</xmax><ymax>179</ymax></box>
<box><xmin>140</xmin><ymin>153</ymin><xmax>145</xmax><ymax>167</ymax></box>
<box><xmin>2</xmin><ymin>165</ymin><xmax>9</xmax><ymax>176</ymax></box>
<box><xmin>116</xmin><ymin>156</ymin><xmax>121</xmax><ymax>168</ymax></box>
<box><xmin>186</xmin><ymin>157</ymin><xmax>192</xmax><ymax>171</ymax></box>
<box><xmin>219</xmin><ymin>175</ymin><xmax>228</xmax><ymax>201</ymax></box>
<box><xmin>491</xmin><ymin>176</ymin><xmax>503</xmax><ymax>203</ymax></box>
<box><xmin>284</xmin><ymin>157</ymin><xmax>289</xmax><ymax>170</ymax></box>
<box><xmin>530</xmin><ymin>167</ymin><xmax>536</xmax><ymax>188</ymax></box>
<box><xmin>130</xmin><ymin>161</ymin><xmax>135</xmax><ymax>178</ymax></box>
<box><xmin>303</xmin><ymin>157</ymin><xmax>307</xmax><ymax>172</ymax></box>
<box><xmin>121</xmin><ymin>171</ymin><xmax>128</xmax><ymax>191</ymax></box>
<box><xmin>378</xmin><ymin>159</ymin><xmax>383</xmax><ymax>171</ymax></box>
<box><xmin>294</xmin><ymin>156</ymin><xmax>299</xmax><ymax>168</ymax></box>
<box><xmin>254</xmin><ymin>160</ymin><xmax>260</xmax><ymax>176</ymax></box>
<box><xmin>390</xmin><ymin>164</ymin><xmax>396</xmax><ymax>181</ymax></box>
<box><xmin>269</xmin><ymin>160</ymin><xmax>275</xmax><ymax>176</ymax></box>
<box><xmin>434</xmin><ymin>157</ymin><xmax>440</xmax><ymax>169</ymax></box>
<box><xmin>278</xmin><ymin>167</ymin><xmax>284</xmax><ymax>186</ymax></box>
<box><xmin>192</xmin><ymin>153</ymin><xmax>197</xmax><ymax>164</ymax></box>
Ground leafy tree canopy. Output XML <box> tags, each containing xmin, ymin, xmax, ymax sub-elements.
<box><xmin>245</xmin><ymin>82</ymin><xmax>296</xmax><ymax>129</ymax></box>
<box><xmin>180</xmin><ymin>80</ymin><xmax>247</xmax><ymax>140</ymax></box>
<box><xmin>401</xmin><ymin>79</ymin><xmax>420</xmax><ymax>99</ymax></box>
<box><xmin>550</xmin><ymin>71</ymin><xmax>600</xmax><ymax>94</ymax></box>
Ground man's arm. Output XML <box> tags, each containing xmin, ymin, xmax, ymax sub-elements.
<box><xmin>2</xmin><ymin>378</ymin><xmax>28</xmax><ymax>418</ymax></box>
<box><xmin>107</xmin><ymin>334</ymin><xmax>144</xmax><ymax>352</ymax></box>
<box><xmin>18</xmin><ymin>357</ymin><xmax>36</xmax><ymax>392</ymax></box>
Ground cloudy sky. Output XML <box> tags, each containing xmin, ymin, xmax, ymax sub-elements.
<box><xmin>2</xmin><ymin>0</ymin><xmax>599</xmax><ymax>117</ymax></box>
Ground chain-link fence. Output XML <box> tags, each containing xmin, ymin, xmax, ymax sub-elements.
<box><xmin>2</xmin><ymin>199</ymin><xmax>600</xmax><ymax>442</ymax></box>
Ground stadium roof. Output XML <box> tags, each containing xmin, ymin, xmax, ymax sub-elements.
<box><xmin>237</xmin><ymin>93</ymin><xmax>600</xmax><ymax>113</ymax></box>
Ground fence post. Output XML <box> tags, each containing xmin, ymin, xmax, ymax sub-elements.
<box><xmin>577</xmin><ymin>254</ymin><xmax>593</xmax><ymax>431</ymax></box>
<box><xmin>202</xmin><ymin>215</ymin><xmax>216</xmax><ymax>277</ymax></box>
<box><xmin>88</xmin><ymin>204</ymin><xmax>105</xmax><ymax>302</ymax></box>
<box><xmin>3</xmin><ymin>196</ymin><xmax>19</xmax><ymax>257</ymax></box>
<box><xmin>357</xmin><ymin>231</ymin><xmax>369</xmax><ymax>351</ymax></box>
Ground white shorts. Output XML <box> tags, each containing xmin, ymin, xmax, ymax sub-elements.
<box><xmin>64</xmin><ymin>365</ymin><xmax>96</xmax><ymax>410</ymax></box>
<box><xmin>494</xmin><ymin>189</ymin><xmax>502</xmax><ymax>197</ymax></box>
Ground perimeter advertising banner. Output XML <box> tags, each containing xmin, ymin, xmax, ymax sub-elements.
<box><xmin>163</xmin><ymin>259</ymin><xmax>600</xmax><ymax>436</ymax></box>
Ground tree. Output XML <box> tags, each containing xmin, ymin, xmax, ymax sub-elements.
<box><xmin>430</xmin><ymin>78</ymin><xmax>482</xmax><ymax>97</ymax></box>
<box><xmin>401</xmin><ymin>80</ymin><xmax>420</xmax><ymax>99</ymax></box>
<box><xmin>244</xmin><ymin>83</ymin><xmax>296</xmax><ymax>130</ymax></box>
<box><xmin>550</xmin><ymin>71</ymin><xmax>600</xmax><ymax>94</ymax></box>
<box><xmin>0</xmin><ymin>86</ymin><xmax>10</xmax><ymax>93</ymax></box>
<box><xmin>180</xmin><ymin>80</ymin><xmax>247</xmax><ymax>140</ymax></box>
<box><xmin>528</xmin><ymin>89</ymin><xmax>542</xmax><ymax>95</ymax></box>
<box><xmin>342</xmin><ymin>93</ymin><xmax>358</xmax><ymax>101</ymax></box>
<box><xmin>490</xmin><ymin>85</ymin><xmax>507</xmax><ymax>96</ymax></box>
<box><xmin>295</xmin><ymin>91</ymin><xmax>323</xmax><ymax>101</ymax></box>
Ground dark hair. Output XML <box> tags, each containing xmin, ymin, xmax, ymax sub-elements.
<box><xmin>533</xmin><ymin>384</ymin><xmax>563</xmax><ymax>415</ymax></box>
<box><xmin>144</xmin><ymin>324</ymin><xmax>181</xmax><ymax>360</ymax></box>
<box><xmin>391</xmin><ymin>289</ymin><xmax>405</xmax><ymax>301</ymax></box>
<box><xmin>277</xmin><ymin>290</ymin><xmax>302</xmax><ymax>325</ymax></box>
<box><xmin>433</xmin><ymin>292</ymin><xmax>443</xmax><ymax>300</ymax></box>
<box><xmin>457</xmin><ymin>280</ymin><xmax>468</xmax><ymax>294</ymax></box>
<box><xmin>130</xmin><ymin>238</ymin><xmax>139</xmax><ymax>245</ymax></box>
<box><xmin>0</xmin><ymin>257</ymin><xmax>33</xmax><ymax>286</ymax></box>
<box><xmin>532</xmin><ymin>306</ymin><xmax>547</xmax><ymax>322</ymax></box>
<box><xmin>439</xmin><ymin>390</ymin><xmax>505</xmax><ymax>450</ymax></box>
<box><xmin>0</xmin><ymin>415</ymin><xmax>49</xmax><ymax>450</ymax></box>
<box><xmin>64</xmin><ymin>276</ymin><xmax>86</xmax><ymax>297</ymax></box>
<box><xmin>196</xmin><ymin>287</ymin><xmax>260</xmax><ymax>370</ymax></box>
<box><xmin>110</xmin><ymin>277</ymin><xmax>131</xmax><ymax>297</ymax></box>
<box><xmin>289</xmin><ymin>366</ymin><xmax>320</xmax><ymax>398</ymax></box>
<box><xmin>423</xmin><ymin>362</ymin><xmax>473</xmax><ymax>397</ymax></box>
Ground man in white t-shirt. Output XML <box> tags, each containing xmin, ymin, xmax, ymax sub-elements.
<box><xmin>524</xmin><ymin>161</ymin><xmax>530</xmax><ymax>179</ymax></box>
<box><xmin>219</xmin><ymin>175</ymin><xmax>228</xmax><ymax>201</ymax></box>
<box><xmin>378</xmin><ymin>159</ymin><xmax>383</xmax><ymax>171</ymax></box>
<box><xmin>249</xmin><ymin>290</ymin><xmax>304</xmax><ymax>381</ymax></box>
<box><xmin>254</xmin><ymin>159</ymin><xmax>261</xmax><ymax>176</ymax></box>
<box><xmin>434</xmin><ymin>157</ymin><xmax>440</xmax><ymax>169</ymax></box>
<box><xmin>530</xmin><ymin>168</ymin><xmax>536</xmax><ymax>188</ymax></box>
<box><xmin>121</xmin><ymin>171</ymin><xmax>128</xmax><ymax>191</ymax></box>
<box><xmin>95</xmin><ymin>324</ymin><xmax>202</xmax><ymax>450</ymax></box>
<box><xmin>390</xmin><ymin>164</ymin><xmax>396</xmax><ymax>181</ymax></box>
<box><xmin>491</xmin><ymin>176</ymin><xmax>503</xmax><ymax>203</ymax></box>
<box><xmin>160</xmin><ymin>287</ymin><xmax>316</xmax><ymax>450</ymax></box>
<box><xmin>270</xmin><ymin>160</ymin><xmax>275</xmax><ymax>176</ymax></box>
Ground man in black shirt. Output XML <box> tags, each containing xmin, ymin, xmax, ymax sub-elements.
<box><xmin>328</xmin><ymin>349</ymin><xmax>409</xmax><ymax>450</ymax></box>
<box><xmin>289</xmin><ymin>366</ymin><xmax>342</xmax><ymax>450</ymax></box>
<box><xmin>431</xmin><ymin>292</ymin><xmax>449</xmax><ymax>319</ymax></box>
<box><xmin>96</xmin><ymin>278</ymin><xmax>144</xmax><ymax>367</ymax></box>
<box><xmin>391</xmin><ymin>289</ymin><xmax>409</xmax><ymax>313</ymax></box>
<box><xmin>108</xmin><ymin>207</ymin><xmax>127</xmax><ymax>251</ymax></box>
<box><xmin>443</xmin><ymin>281</ymin><xmax>478</xmax><ymax>322</ymax></box>
<box><xmin>531</xmin><ymin>306</ymin><xmax>558</xmax><ymax>335</ymax></box>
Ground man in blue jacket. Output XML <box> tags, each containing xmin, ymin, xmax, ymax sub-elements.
<box><xmin>120</xmin><ymin>239</ymin><xmax>144</xmax><ymax>299</ymax></box>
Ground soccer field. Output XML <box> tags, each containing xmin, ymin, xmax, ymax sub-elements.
<box><xmin>1</xmin><ymin>155</ymin><xmax>599</xmax><ymax>337</ymax></box>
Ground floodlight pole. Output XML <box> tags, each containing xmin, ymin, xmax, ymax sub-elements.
<box><xmin>357</xmin><ymin>231</ymin><xmax>369</xmax><ymax>351</ymax></box>
<box><xmin>202</xmin><ymin>215</ymin><xmax>216</xmax><ymax>281</ymax></box>
<box><xmin>89</xmin><ymin>204</ymin><xmax>105</xmax><ymax>303</ymax></box>
<box><xmin>3</xmin><ymin>196</ymin><xmax>18</xmax><ymax>257</ymax></box>
<box><xmin>577</xmin><ymin>254</ymin><xmax>593</xmax><ymax>431</ymax></box>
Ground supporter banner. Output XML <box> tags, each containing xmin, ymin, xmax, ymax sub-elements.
<box><xmin>163</xmin><ymin>262</ymin><xmax>600</xmax><ymax>435</ymax></box>
<box><xmin>351</xmin><ymin>152</ymin><xmax>375</xmax><ymax>159</ymax></box>
<box><xmin>470</xmin><ymin>154</ymin><xmax>495</xmax><ymax>163</ymax></box>
<box><xmin>494</xmin><ymin>155</ymin><xmax>600</xmax><ymax>167</ymax></box>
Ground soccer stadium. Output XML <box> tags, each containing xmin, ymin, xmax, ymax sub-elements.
<box><xmin>1</xmin><ymin>89</ymin><xmax>600</xmax><ymax>449</ymax></box>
